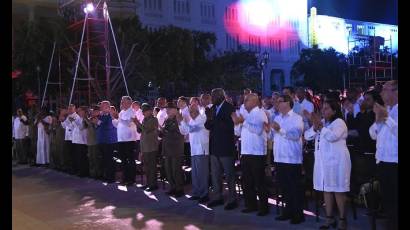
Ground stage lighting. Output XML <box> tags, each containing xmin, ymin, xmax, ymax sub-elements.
<box><xmin>83</xmin><ymin>3</ymin><xmax>94</xmax><ymax>14</ymax></box>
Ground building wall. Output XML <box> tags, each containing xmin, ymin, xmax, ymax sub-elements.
<box><xmin>137</xmin><ymin>0</ymin><xmax>308</xmax><ymax>95</ymax></box>
<box><xmin>309</xmin><ymin>14</ymin><xmax>398</xmax><ymax>54</ymax></box>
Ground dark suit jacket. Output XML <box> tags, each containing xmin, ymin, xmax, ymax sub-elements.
<box><xmin>204</xmin><ymin>101</ymin><xmax>235</xmax><ymax>157</ymax></box>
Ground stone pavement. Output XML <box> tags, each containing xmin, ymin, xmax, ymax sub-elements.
<box><xmin>12</xmin><ymin>164</ymin><xmax>380</xmax><ymax>230</ymax></box>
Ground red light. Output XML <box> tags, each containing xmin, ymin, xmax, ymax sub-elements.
<box><xmin>224</xmin><ymin>1</ymin><xmax>301</xmax><ymax>49</ymax></box>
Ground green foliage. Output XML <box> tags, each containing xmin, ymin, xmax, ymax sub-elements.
<box><xmin>13</xmin><ymin>15</ymin><xmax>259</xmax><ymax>100</ymax></box>
<box><xmin>291</xmin><ymin>47</ymin><xmax>346</xmax><ymax>90</ymax></box>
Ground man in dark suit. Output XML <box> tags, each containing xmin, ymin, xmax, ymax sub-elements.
<box><xmin>205</xmin><ymin>88</ymin><xmax>238</xmax><ymax>210</ymax></box>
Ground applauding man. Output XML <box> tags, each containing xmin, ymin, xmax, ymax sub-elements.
<box><xmin>271</xmin><ymin>94</ymin><xmax>305</xmax><ymax>224</ymax></box>
<box><xmin>233</xmin><ymin>93</ymin><xmax>269</xmax><ymax>216</ymax></box>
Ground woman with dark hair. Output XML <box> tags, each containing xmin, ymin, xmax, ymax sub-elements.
<box><xmin>304</xmin><ymin>100</ymin><xmax>351</xmax><ymax>230</ymax></box>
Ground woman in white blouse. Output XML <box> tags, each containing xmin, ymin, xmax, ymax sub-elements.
<box><xmin>304</xmin><ymin>100</ymin><xmax>351</xmax><ymax>230</ymax></box>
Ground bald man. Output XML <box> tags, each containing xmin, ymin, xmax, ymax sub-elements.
<box><xmin>233</xmin><ymin>94</ymin><xmax>269</xmax><ymax>216</ymax></box>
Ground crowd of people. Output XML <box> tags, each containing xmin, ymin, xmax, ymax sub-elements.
<box><xmin>12</xmin><ymin>80</ymin><xmax>398</xmax><ymax>230</ymax></box>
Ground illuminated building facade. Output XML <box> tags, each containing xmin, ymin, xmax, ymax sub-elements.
<box><xmin>308</xmin><ymin>9</ymin><xmax>398</xmax><ymax>55</ymax></box>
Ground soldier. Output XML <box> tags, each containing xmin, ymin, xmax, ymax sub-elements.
<box><xmin>85</xmin><ymin>106</ymin><xmax>103</xmax><ymax>179</ymax></box>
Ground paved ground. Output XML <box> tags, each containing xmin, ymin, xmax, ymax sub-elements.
<box><xmin>12</xmin><ymin>163</ymin><xmax>380</xmax><ymax>230</ymax></box>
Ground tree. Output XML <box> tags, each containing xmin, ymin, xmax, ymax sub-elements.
<box><xmin>291</xmin><ymin>47</ymin><xmax>347</xmax><ymax>90</ymax></box>
<box><xmin>209</xmin><ymin>48</ymin><xmax>259</xmax><ymax>91</ymax></box>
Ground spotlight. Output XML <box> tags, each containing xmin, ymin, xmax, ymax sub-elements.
<box><xmin>83</xmin><ymin>3</ymin><xmax>94</xmax><ymax>14</ymax></box>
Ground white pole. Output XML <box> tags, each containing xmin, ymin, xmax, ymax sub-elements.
<box><xmin>69</xmin><ymin>12</ymin><xmax>88</xmax><ymax>106</ymax></box>
<box><xmin>41</xmin><ymin>41</ymin><xmax>56</xmax><ymax>108</ymax></box>
<box><xmin>107</xmin><ymin>11</ymin><xmax>130</xmax><ymax>96</ymax></box>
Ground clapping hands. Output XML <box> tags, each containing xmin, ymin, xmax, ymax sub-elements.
<box><xmin>311</xmin><ymin>112</ymin><xmax>323</xmax><ymax>131</ymax></box>
<box><xmin>373</xmin><ymin>103</ymin><xmax>388</xmax><ymax>123</ymax></box>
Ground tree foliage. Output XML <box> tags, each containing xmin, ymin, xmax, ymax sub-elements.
<box><xmin>291</xmin><ymin>47</ymin><xmax>347</xmax><ymax>90</ymax></box>
<box><xmin>13</xmin><ymin>16</ymin><xmax>259</xmax><ymax>102</ymax></box>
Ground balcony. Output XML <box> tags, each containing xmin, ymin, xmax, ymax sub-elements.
<box><xmin>107</xmin><ymin>0</ymin><xmax>138</xmax><ymax>18</ymax></box>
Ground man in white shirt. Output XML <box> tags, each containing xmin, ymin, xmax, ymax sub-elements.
<box><xmin>117</xmin><ymin>96</ymin><xmax>138</xmax><ymax>185</ymax></box>
<box><xmin>199</xmin><ymin>93</ymin><xmax>213</xmax><ymax>114</ymax></box>
<box><xmin>233</xmin><ymin>93</ymin><xmax>270</xmax><ymax>216</ymax></box>
<box><xmin>369</xmin><ymin>80</ymin><xmax>398</xmax><ymax>230</ymax></box>
<box><xmin>295</xmin><ymin>87</ymin><xmax>314</xmax><ymax>131</ymax></box>
<box><xmin>178</xmin><ymin>96</ymin><xmax>191</xmax><ymax>166</ymax></box>
<box><xmin>283</xmin><ymin>86</ymin><xmax>302</xmax><ymax>115</ymax></box>
<box><xmin>13</xmin><ymin>108</ymin><xmax>29</xmax><ymax>164</ymax></box>
<box><xmin>179</xmin><ymin>98</ymin><xmax>210</xmax><ymax>204</ymax></box>
<box><xmin>71</xmin><ymin>106</ymin><xmax>89</xmax><ymax>177</ymax></box>
<box><xmin>239</xmin><ymin>88</ymin><xmax>252</xmax><ymax>119</ymax></box>
<box><xmin>156</xmin><ymin>97</ymin><xmax>168</xmax><ymax>127</ymax></box>
<box><xmin>271</xmin><ymin>94</ymin><xmax>305</xmax><ymax>224</ymax></box>
<box><xmin>61</xmin><ymin>104</ymin><xmax>77</xmax><ymax>174</ymax></box>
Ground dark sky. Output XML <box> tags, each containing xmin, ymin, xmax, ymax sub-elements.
<box><xmin>310</xmin><ymin>0</ymin><xmax>398</xmax><ymax>25</ymax></box>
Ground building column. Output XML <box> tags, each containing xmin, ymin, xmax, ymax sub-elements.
<box><xmin>262</xmin><ymin>66</ymin><xmax>271</xmax><ymax>97</ymax></box>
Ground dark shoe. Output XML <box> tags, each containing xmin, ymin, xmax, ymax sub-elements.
<box><xmin>224</xmin><ymin>201</ymin><xmax>238</xmax><ymax>210</ymax></box>
<box><xmin>207</xmin><ymin>199</ymin><xmax>224</xmax><ymax>208</ymax></box>
<box><xmin>198</xmin><ymin>196</ymin><xmax>209</xmax><ymax>204</ymax></box>
<box><xmin>319</xmin><ymin>216</ymin><xmax>337</xmax><ymax>229</ymax></box>
<box><xmin>275</xmin><ymin>214</ymin><xmax>292</xmax><ymax>221</ymax></box>
<box><xmin>337</xmin><ymin>218</ymin><xmax>347</xmax><ymax>230</ymax></box>
<box><xmin>241</xmin><ymin>208</ymin><xmax>257</xmax><ymax>213</ymax></box>
<box><xmin>145</xmin><ymin>186</ymin><xmax>158</xmax><ymax>192</ymax></box>
<box><xmin>188</xmin><ymin>196</ymin><xmax>200</xmax><ymax>200</ymax></box>
<box><xmin>174</xmin><ymin>190</ymin><xmax>184</xmax><ymax>198</ymax></box>
<box><xmin>165</xmin><ymin>189</ymin><xmax>176</xmax><ymax>195</ymax></box>
<box><xmin>290</xmin><ymin>215</ymin><xmax>305</xmax><ymax>224</ymax></box>
<box><xmin>257</xmin><ymin>209</ymin><xmax>270</xmax><ymax>216</ymax></box>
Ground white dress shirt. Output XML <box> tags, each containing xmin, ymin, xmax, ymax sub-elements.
<box><xmin>157</xmin><ymin>108</ymin><xmax>168</xmax><ymax>127</ymax></box>
<box><xmin>133</xmin><ymin>108</ymin><xmax>144</xmax><ymax>141</ymax></box>
<box><xmin>369</xmin><ymin>104</ymin><xmax>398</xmax><ymax>163</ymax></box>
<box><xmin>156</xmin><ymin>108</ymin><xmax>168</xmax><ymax>140</ymax></box>
<box><xmin>235</xmin><ymin>107</ymin><xmax>268</xmax><ymax>156</ymax></box>
<box><xmin>271</xmin><ymin>110</ymin><xmax>304</xmax><ymax>164</ymax></box>
<box><xmin>117</xmin><ymin>107</ymin><xmax>137</xmax><ymax>142</ymax></box>
<box><xmin>71</xmin><ymin>113</ymin><xmax>88</xmax><ymax>145</ymax></box>
<box><xmin>179</xmin><ymin>113</ymin><xmax>209</xmax><ymax>156</ymax></box>
<box><xmin>199</xmin><ymin>104</ymin><xmax>213</xmax><ymax>115</ymax></box>
<box><xmin>296</xmin><ymin>98</ymin><xmax>314</xmax><ymax>131</ymax></box>
<box><xmin>180</xmin><ymin>106</ymin><xmax>190</xmax><ymax>143</ymax></box>
<box><xmin>61</xmin><ymin>112</ymin><xmax>77</xmax><ymax>141</ymax></box>
<box><xmin>13</xmin><ymin>115</ymin><xmax>29</xmax><ymax>139</ymax></box>
<box><xmin>239</xmin><ymin>104</ymin><xmax>250</xmax><ymax>119</ymax></box>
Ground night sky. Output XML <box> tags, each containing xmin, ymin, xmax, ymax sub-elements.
<box><xmin>310</xmin><ymin>0</ymin><xmax>398</xmax><ymax>25</ymax></box>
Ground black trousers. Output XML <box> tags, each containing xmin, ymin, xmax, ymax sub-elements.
<box><xmin>63</xmin><ymin>140</ymin><xmax>74</xmax><ymax>174</ymax></box>
<box><xmin>73</xmin><ymin>144</ymin><xmax>89</xmax><ymax>177</ymax></box>
<box><xmin>276</xmin><ymin>162</ymin><xmax>304</xmax><ymax>218</ymax></box>
<box><xmin>118</xmin><ymin>141</ymin><xmax>137</xmax><ymax>183</ymax></box>
<box><xmin>184</xmin><ymin>142</ymin><xmax>191</xmax><ymax>166</ymax></box>
<box><xmin>241</xmin><ymin>155</ymin><xmax>269</xmax><ymax>212</ymax></box>
<box><xmin>99</xmin><ymin>143</ymin><xmax>116</xmax><ymax>181</ymax></box>
<box><xmin>134</xmin><ymin>140</ymin><xmax>140</xmax><ymax>160</ymax></box>
<box><xmin>377</xmin><ymin>162</ymin><xmax>398</xmax><ymax>230</ymax></box>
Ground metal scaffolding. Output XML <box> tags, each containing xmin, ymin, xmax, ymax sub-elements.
<box><xmin>347</xmin><ymin>29</ymin><xmax>394</xmax><ymax>89</ymax></box>
<box><xmin>54</xmin><ymin>0</ymin><xmax>129</xmax><ymax>107</ymax></box>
